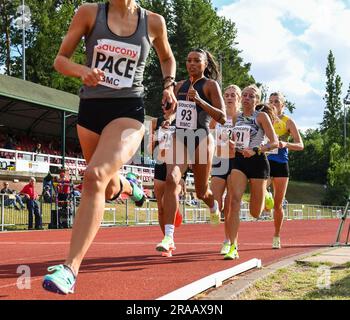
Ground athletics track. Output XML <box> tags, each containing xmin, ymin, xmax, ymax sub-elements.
<box><xmin>0</xmin><ymin>219</ymin><xmax>347</xmax><ymax>300</ymax></box>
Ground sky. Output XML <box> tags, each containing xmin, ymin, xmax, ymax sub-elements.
<box><xmin>212</xmin><ymin>0</ymin><xmax>350</xmax><ymax>131</ymax></box>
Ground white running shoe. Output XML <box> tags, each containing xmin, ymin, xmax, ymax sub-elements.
<box><xmin>272</xmin><ymin>236</ymin><xmax>281</xmax><ymax>249</ymax></box>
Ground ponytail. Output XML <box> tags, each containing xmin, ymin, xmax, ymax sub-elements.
<box><xmin>193</xmin><ymin>49</ymin><xmax>220</xmax><ymax>81</ymax></box>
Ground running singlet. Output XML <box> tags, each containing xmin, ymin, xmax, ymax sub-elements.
<box><xmin>268</xmin><ymin>114</ymin><xmax>290</xmax><ymax>163</ymax></box>
<box><xmin>79</xmin><ymin>3</ymin><xmax>152</xmax><ymax>99</ymax></box>
<box><xmin>175</xmin><ymin>78</ymin><xmax>212</xmax><ymax>132</ymax></box>
<box><xmin>233</xmin><ymin>111</ymin><xmax>265</xmax><ymax>150</ymax></box>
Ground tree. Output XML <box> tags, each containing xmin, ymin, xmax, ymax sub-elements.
<box><xmin>321</xmin><ymin>50</ymin><xmax>343</xmax><ymax>144</ymax></box>
<box><xmin>289</xmin><ymin>129</ymin><xmax>328</xmax><ymax>184</ymax></box>
<box><xmin>323</xmin><ymin>143</ymin><xmax>350</xmax><ymax>205</ymax></box>
<box><xmin>140</xmin><ymin>0</ymin><xmax>255</xmax><ymax>116</ymax></box>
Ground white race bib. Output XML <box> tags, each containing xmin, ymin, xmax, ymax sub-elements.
<box><xmin>233</xmin><ymin>125</ymin><xmax>251</xmax><ymax>149</ymax></box>
<box><xmin>157</xmin><ymin>126</ymin><xmax>176</xmax><ymax>150</ymax></box>
<box><xmin>176</xmin><ymin>100</ymin><xmax>197</xmax><ymax>130</ymax></box>
<box><xmin>216</xmin><ymin>120</ymin><xmax>234</xmax><ymax>146</ymax></box>
<box><xmin>92</xmin><ymin>39</ymin><xmax>141</xmax><ymax>89</ymax></box>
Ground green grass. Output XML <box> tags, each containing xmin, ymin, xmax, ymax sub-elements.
<box><xmin>239</xmin><ymin>262</ymin><xmax>350</xmax><ymax>300</ymax></box>
<box><xmin>286</xmin><ymin>181</ymin><xmax>326</xmax><ymax>205</ymax></box>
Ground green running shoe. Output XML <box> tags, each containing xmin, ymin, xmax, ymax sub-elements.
<box><xmin>224</xmin><ymin>244</ymin><xmax>239</xmax><ymax>260</ymax></box>
<box><xmin>220</xmin><ymin>242</ymin><xmax>231</xmax><ymax>255</ymax></box>
<box><xmin>126</xmin><ymin>173</ymin><xmax>145</xmax><ymax>207</ymax></box>
<box><xmin>42</xmin><ymin>264</ymin><xmax>76</xmax><ymax>294</ymax></box>
<box><xmin>156</xmin><ymin>235</ymin><xmax>175</xmax><ymax>252</ymax></box>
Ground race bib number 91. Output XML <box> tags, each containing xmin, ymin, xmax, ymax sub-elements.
<box><xmin>176</xmin><ymin>100</ymin><xmax>197</xmax><ymax>130</ymax></box>
<box><xmin>92</xmin><ymin>39</ymin><xmax>141</xmax><ymax>89</ymax></box>
<box><xmin>233</xmin><ymin>125</ymin><xmax>251</xmax><ymax>149</ymax></box>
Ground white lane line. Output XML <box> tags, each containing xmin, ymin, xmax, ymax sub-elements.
<box><xmin>157</xmin><ymin>258</ymin><xmax>262</xmax><ymax>300</ymax></box>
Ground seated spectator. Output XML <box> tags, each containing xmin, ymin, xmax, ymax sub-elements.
<box><xmin>0</xmin><ymin>182</ymin><xmax>25</xmax><ymax>210</ymax></box>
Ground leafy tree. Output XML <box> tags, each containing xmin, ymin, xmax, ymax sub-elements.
<box><xmin>323</xmin><ymin>143</ymin><xmax>350</xmax><ymax>205</ymax></box>
<box><xmin>289</xmin><ymin>129</ymin><xmax>328</xmax><ymax>184</ymax></box>
<box><xmin>321</xmin><ymin>50</ymin><xmax>343</xmax><ymax>144</ymax></box>
<box><xmin>140</xmin><ymin>0</ymin><xmax>255</xmax><ymax>116</ymax></box>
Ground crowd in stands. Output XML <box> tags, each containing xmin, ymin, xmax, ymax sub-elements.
<box><xmin>0</xmin><ymin>131</ymin><xmax>83</xmax><ymax>159</ymax></box>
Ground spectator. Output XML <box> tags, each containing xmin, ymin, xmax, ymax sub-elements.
<box><xmin>33</xmin><ymin>143</ymin><xmax>42</xmax><ymax>154</ymax></box>
<box><xmin>4</xmin><ymin>136</ymin><xmax>15</xmax><ymax>150</ymax></box>
<box><xmin>73</xmin><ymin>180</ymin><xmax>83</xmax><ymax>197</ymax></box>
<box><xmin>56</xmin><ymin>168</ymin><xmax>72</xmax><ymax>202</ymax></box>
<box><xmin>42</xmin><ymin>172</ymin><xmax>53</xmax><ymax>203</ymax></box>
<box><xmin>20</xmin><ymin>177</ymin><xmax>42</xmax><ymax>230</ymax></box>
<box><xmin>1</xmin><ymin>182</ymin><xmax>25</xmax><ymax>210</ymax></box>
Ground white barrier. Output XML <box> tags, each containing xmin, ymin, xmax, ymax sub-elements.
<box><xmin>240</xmin><ymin>208</ymin><xmax>250</xmax><ymax>221</ymax></box>
<box><xmin>101</xmin><ymin>207</ymin><xmax>117</xmax><ymax>227</ymax></box>
<box><xmin>184</xmin><ymin>208</ymin><xmax>207</xmax><ymax>223</ymax></box>
<box><xmin>134</xmin><ymin>207</ymin><xmax>158</xmax><ymax>225</ymax></box>
<box><xmin>316</xmin><ymin>209</ymin><xmax>321</xmax><ymax>219</ymax></box>
<box><xmin>293</xmin><ymin>209</ymin><xmax>303</xmax><ymax>220</ymax></box>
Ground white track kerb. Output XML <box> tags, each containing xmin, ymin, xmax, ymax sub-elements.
<box><xmin>157</xmin><ymin>258</ymin><xmax>262</xmax><ymax>300</ymax></box>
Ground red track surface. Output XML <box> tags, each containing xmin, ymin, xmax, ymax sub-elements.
<box><xmin>0</xmin><ymin>219</ymin><xmax>348</xmax><ymax>300</ymax></box>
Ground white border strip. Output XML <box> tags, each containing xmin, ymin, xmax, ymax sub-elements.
<box><xmin>156</xmin><ymin>258</ymin><xmax>262</xmax><ymax>300</ymax></box>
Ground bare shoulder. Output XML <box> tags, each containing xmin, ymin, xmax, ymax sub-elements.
<box><xmin>75</xmin><ymin>3</ymin><xmax>98</xmax><ymax>23</ymax></box>
<box><xmin>146</xmin><ymin>10</ymin><xmax>167</xmax><ymax>37</ymax></box>
<box><xmin>71</xmin><ymin>3</ymin><xmax>99</xmax><ymax>35</ymax></box>
<box><xmin>207</xmin><ymin>79</ymin><xmax>220</xmax><ymax>88</ymax></box>
<box><xmin>204</xmin><ymin>79</ymin><xmax>221</xmax><ymax>93</ymax></box>
<box><xmin>77</xmin><ymin>2</ymin><xmax>98</xmax><ymax>15</ymax></box>
<box><xmin>257</xmin><ymin>111</ymin><xmax>269</xmax><ymax>122</ymax></box>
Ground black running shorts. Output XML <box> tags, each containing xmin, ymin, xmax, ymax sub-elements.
<box><xmin>78</xmin><ymin>97</ymin><xmax>145</xmax><ymax>135</ymax></box>
<box><xmin>232</xmin><ymin>152</ymin><xmax>270</xmax><ymax>179</ymax></box>
<box><xmin>268</xmin><ymin>159</ymin><xmax>289</xmax><ymax>178</ymax></box>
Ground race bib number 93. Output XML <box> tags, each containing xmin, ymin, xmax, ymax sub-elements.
<box><xmin>176</xmin><ymin>100</ymin><xmax>197</xmax><ymax>130</ymax></box>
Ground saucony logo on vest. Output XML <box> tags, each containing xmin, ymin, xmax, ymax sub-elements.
<box><xmin>95</xmin><ymin>44</ymin><xmax>138</xmax><ymax>59</ymax></box>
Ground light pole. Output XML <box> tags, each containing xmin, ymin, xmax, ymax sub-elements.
<box><xmin>344</xmin><ymin>84</ymin><xmax>350</xmax><ymax>151</ymax></box>
<box><xmin>14</xmin><ymin>1</ymin><xmax>31</xmax><ymax>80</ymax></box>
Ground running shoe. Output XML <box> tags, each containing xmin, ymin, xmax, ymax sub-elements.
<box><xmin>272</xmin><ymin>236</ymin><xmax>281</xmax><ymax>249</ymax></box>
<box><xmin>161</xmin><ymin>246</ymin><xmax>175</xmax><ymax>257</ymax></box>
<box><xmin>265</xmin><ymin>191</ymin><xmax>274</xmax><ymax>210</ymax></box>
<box><xmin>210</xmin><ymin>209</ymin><xmax>220</xmax><ymax>225</ymax></box>
<box><xmin>42</xmin><ymin>264</ymin><xmax>76</xmax><ymax>294</ymax></box>
<box><xmin>174</xmin><ymin>209</ymin><xmax>183</xmax><ymax>227</ymax></box>
<box><xmin>126</xmin><ymin>172</ymin><xmax>145</xmax><ymax>207</ymax></box>
<box><xmin>224</xmin><ymin>244</ymin><xmax>239</xmax><ymax>260</ymax></box>
<box><xmin>220</xmin><ymin>242</ymin><xmax>231</xmax><ymax>255</ymax></box>
<box><xmin>156</xmin><ymin>235</ymin><xmax>175</xmax><ymax>252</ymax></box>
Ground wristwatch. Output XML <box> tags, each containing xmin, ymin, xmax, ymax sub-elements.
<box><xmin>253</xmin><ymin>146</ymin><xmax>262</xmax><ymax>155</ymax></box>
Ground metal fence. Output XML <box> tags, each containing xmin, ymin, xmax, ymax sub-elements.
<box><xmin>1</xmin><ymin>193</ymin><xmax>350</xmax><ymax>231</ymax></box>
